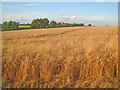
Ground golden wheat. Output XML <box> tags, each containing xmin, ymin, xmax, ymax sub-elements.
<box><xmin>2</xmin><ymin>26</ymin><xmax>118</xmax><ymax>88</ymax></box>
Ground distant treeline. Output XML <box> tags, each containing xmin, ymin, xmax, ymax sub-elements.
<box><xmin>2</xmin><ymin>18</ymin><xmax>92</xmax><ymax>30</ymax></box>
<box><xmin>2</xmin><ymin>21</ymin><xmax>19</xmax><ymax>30</ymax></box>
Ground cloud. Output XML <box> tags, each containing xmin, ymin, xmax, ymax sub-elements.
<box><xmin>2</xmin><ymin>16</ymin><xmax>33</xmax><ymax>24</ymax></box>
<box><xmin>57</xmin><ymin>12</ymin><xmax>92</xmax><ymax>23</ymax></box>
<box><xmin>2</xmin><ymin>12</ymin><xmax>52</xmax><ymax>24</ymax></box>
<box><xmin>2</xmin><ymin>5</ymin><xmax>12</xmax><ymax>7</ymax></box>
<box><xmin>56</xmin><ymin>12</ymin><xmax>117</xmax><ymax>26</ymax></box>
<box><xmin>24</xmin><ymin>4</ymin><xmax>39</xmax><ymax>6</ymax></box>
<box><xmin>71</xmin><ymin>16</ymin><xmax>76</xmax><ymax>19</ymax></box>
<box><xmin>2</xmin><ymin>14</ymin><xmax>117</xmax><ymax>26</ymax></box>
<box><xmin>2</xmin><ymin>12</ymin><xmax>41</xmax><ymax>24</ymax></box>
<box><xmin>1</xmin><ymin>10</ymin><xmax>117</xmax><ymax>26</ymax></box>
<box><xmin>98</xmin><ymin>0</ymin><xmax>103</xmax><ymax>2</ymax></box>
<box><xmin>3</xmin><ymin>4</ymin><xmax>39</xmax><ymax>8</ymax></box>
<box><xmin>1</xmin><ymin>0</ymin><xmax>120</xmax><ymax>2</ymax></box>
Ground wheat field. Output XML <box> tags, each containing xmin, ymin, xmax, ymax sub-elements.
<box><xmin>2</xmin><ymin>26</ymin><xmax>118</xmax><ymax>88</ymax></box>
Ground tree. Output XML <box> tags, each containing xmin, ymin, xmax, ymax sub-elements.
<box><xmin>36</xmin><ymin>18</ymin><xmax>41</xmax><ymax>28</ymax></box>
<box><xmin>73</xmin><ymin>23</ymin><xmax>76</xmax><ymax>26</ymax></box>
<box><xmin>58</xmin><ymin>22</ymin><xmax>61</xmax><ymax>25</ymax></box>
<box><xmin>26</xmin><ymin>23</ymin><xmax>30</xmax><ymax>26</ymax></box>
<box><xmin>11</xmin><ymin>21</ymin><xmax>19</xmax><ymax>29</ymax></box>
<box><xmin>79</xmin><ymin>23</ymin><xmax>84</xmax><ymax>26</ymax></box>
<box><xmin>50</xmin><ymin>21</ymin><xmax>57</xmax><ymax>27</ymax></box>
<box><xmin>31</xmin><ymin>19</ymin><xmax>38</xmax><ymax>28</ymax></box>
<box><xmin>7</xmin><ymin>21</ymin><xmax>12</xmax><ymax>30</ymax></box>
<box><xmin>2</xmin><ymin>21</ymin><xmax>19</xmax><ymax>30</ymax></box>
<box><xmin>88</xmin><ymin>24</ymin><xmax>91</xmax><ymax>26</ymax></box>
<box><xmin>31</xmin><ymin>18</ymin><xmax>49</xmax><ymax>28</ymax></box>
<box><xmin>2</xmin><ymin>22</ymin><xmax>8</xmax><ymax>30</ymax></box>
<box><xmin>39</xmin><ymin>18</ymin><xmax>44</xmax><ymax>28</ymax></box>
<box><xmin>42</xmin><ymin>18</ymin><xmax>49</xmax><ymax>27</ymax></box>
<box><xmin>64</xmin><ymin>23</ymin><xmax>70</xmax><ymax>27</ymax></box>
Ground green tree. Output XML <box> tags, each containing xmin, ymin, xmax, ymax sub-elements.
<box><xmin>31</xmin><ymin>18</ymin><xmax>47</xmax><ymax>28</ymax></box>
<box><xmin>2</xmin><ymin>22</ymin><xmax>8</xmax><ymax>30</ymax></box>
<box><xmin>26</xmin><ymin>23</ymin><xmax>30</xmax><ymax>26</ymax></box>
<box><xmin>50</xmin><ymin>21</ymin><xmax>57</xmax><ymax>27</ymax></box>
<box><xmin>7</xmin><ymin>21</ymin><xmax>12</xmax><ymax>30</ymax></box>
<box><xmin>73</xmin><ymin>23</ymin><xmax>76</xmax><ymax>26</ymax></box>
<box><xmin>39</xmin><ymin>18</ymin><xmax>44</xmax><ymax>28</ymax></box>
<box><xmin>58</xmin><ymin>22</ymin><xmax>61</xmax><ymax>25</ymax></box>
<box><xmin>42</xmin><ymin>18</ymin><xmax>49</xmax><ymax>27</ymax></box>
<box><xmin>11</xmin><ymin>21</ymin><xmax>19</xmax><ymax>29</ymax></box>
<box><xmin>31</xmin><ymin>19</ymin><xmax>38</xmax><ymax>28</ymax></box>
<box><xmin>88</xmin><ymin>24</ymin><xmax>91</xmax><ymax>26</ymax></box>
<box><xmin>36</xmin><ymin>18</ymin><xmax>41</xmax><ymax>28</ymax></box>
<box><xmin>79</xmin><ymin>23</ymin><xmax>84</xmax><ymax>26</ymax></box>
<box><xmin>2</xmin><ymin>21</ymin><xmax>19</xmax><ymax>30</ymax></box>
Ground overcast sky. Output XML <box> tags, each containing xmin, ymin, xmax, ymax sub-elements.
<box><xmin>2</xmin><ymin>2</ymin><xmax>118</xmax><ymax>26</ymax></box>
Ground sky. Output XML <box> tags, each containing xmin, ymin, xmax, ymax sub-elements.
<box><xmin>2</xmin><ymin>2</ymin><xmax>118</xmax><ymax>26</ymax></box>
<box><xmin>1</xmin><ymin>0</ymin><xmax>120</xmax><ymax>2</ymax></box>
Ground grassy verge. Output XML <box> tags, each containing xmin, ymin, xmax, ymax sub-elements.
<box><xmin>18</xmin><ymin>25</ymin><xmax>31</xmax><ymax>29</ymax></box>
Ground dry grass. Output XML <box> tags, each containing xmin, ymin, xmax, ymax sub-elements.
<box><xmin>2</xmin><ymin>26</ymin><xmax>118</xmax><ymax>88</ymax></box>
